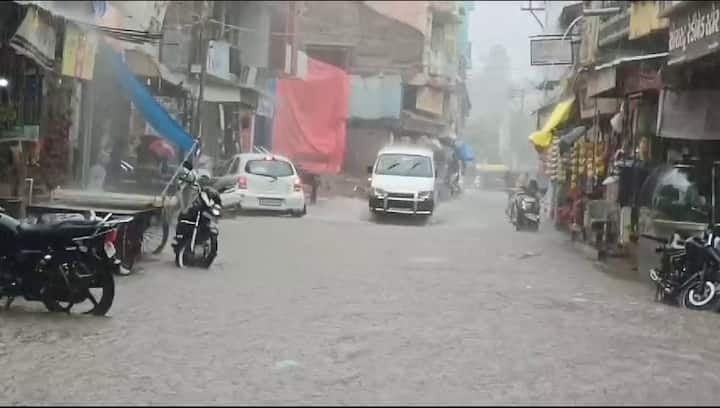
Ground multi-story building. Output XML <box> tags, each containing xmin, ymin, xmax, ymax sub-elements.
<box><xmin>297</xmin><ymin>0</ymin><xmax>469</xmax><ymax>177</ymax></box>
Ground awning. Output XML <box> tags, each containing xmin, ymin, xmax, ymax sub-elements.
<box><xmin>14</xmin><ymin>1</ymin><xmax>165</xmax><ymax>48</ymax></box>
<box><xmin>9</xmin><ymin>7</ymin><xmax>56</xmax><ymax>71</ymax></box>
<box><xmin>588</xmin><ymin>53</ymin><xmax>668</xmax><ymax>97</ymax></box>
<box><xmin>593</xmin><ymin>52</ymin><xmax>668</xmax><ymax>71</ymax></box>
<box><xmin>529</xmin><ymin>97</ymin><xmax>575</xmax><ymax>150</ymax></box>
<box><xmin>101</xmin><ymin>42</ymin><xmax>195</xmax><ymax>152</ymax></box>
<box><xmin>558</xmin><ymin>126</ymin><xmax>587</xmax><ymax>154</ymax></box>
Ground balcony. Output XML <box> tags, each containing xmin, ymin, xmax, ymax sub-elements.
<box><xmin>430</xmin><ymin>1</ymin><xmax>461</xmax><ymax>24</ymax></box>
<box><xmin>428</xmin><ymin>49</ymin><xmax>455</xmax><ymax>80</ymax></box>
<box><xmin>598</xmin><ymin>6</ymin><xmax>630</xmax><ymax>48</ymax></box>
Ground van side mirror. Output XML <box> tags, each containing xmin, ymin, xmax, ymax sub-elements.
<box><xmin>367</xmin><ymin>165</ymin><xmax>373</xmax><ymax>175</ymax></box>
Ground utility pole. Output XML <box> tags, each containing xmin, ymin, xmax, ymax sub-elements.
<box><xmin>191</xmin><ymin>0</ymin><xmax>210</xmax><ymax>141</ymax></box>
<box><xmin>288</xmin><ymin>1</ymin><xmax>299</xmax><ymax>75</ymax></box>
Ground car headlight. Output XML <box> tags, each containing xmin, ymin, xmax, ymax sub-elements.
<box><xmin>418</xmin><ymin>190</ymin><xmax>433</xmax><ymax>200</ymax></box>
<box><xmin>372</xmin><ymin>188</ymin><xmax>387</xmax><ymax>198</ymax></box>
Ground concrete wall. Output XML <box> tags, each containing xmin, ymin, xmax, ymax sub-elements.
<box><xmin>231</xmin><ymin>2</ymin><xmax>271</xmax><ymax>69</ymax></box>
<box><xmin>298</xmin><ymin>1</ymin><xmax>425</xmax><ymax>78</ymax></box>
<box><xmin>344</xmin><ymin>126</ymin><xmax>392</xmax><ymax>177</ymax></box>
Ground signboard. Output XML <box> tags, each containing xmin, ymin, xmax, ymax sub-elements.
<box><xmin>206</xmin><ymin>40</ymin><xmax>231</xmax><ymax>81</ymax></box>
<box><xmin>61</xmin><ymin>23</ymin><xmax>98</xmax><ymax>80</ymax></box>
<box><xmin>530</xmin><ymin>36</ymin><xmax>574</xmax><ymax>66</ymax></box>
<box><xmin>668</xmin><ymin>1</ymin><xmax>720</xmax><ymax>66</ymax></box>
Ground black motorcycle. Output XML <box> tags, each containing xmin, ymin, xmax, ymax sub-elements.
<box><xmin>172</xmin><ymin>162</ymin><xmax>222</xmax><ymax>269</ymax></box>
<box><xmin>508</xmin><ymin>189</ymin><xmax>540</xmax><ymax>232</ymax></box>
<box><xmin>645</xmin><ymin>227</ymin><xmax>720</xmax><ymax>311</ymax></box>
<box><xmin>0</xmin><ymin>208</ymin><xmax>130</xmax><ymax>315</ymax></box>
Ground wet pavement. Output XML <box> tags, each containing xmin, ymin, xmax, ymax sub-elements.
<box><xmin>2</xmin><ymin>190</ymin><xmax>720</xmax><ymax>405</ymax></box>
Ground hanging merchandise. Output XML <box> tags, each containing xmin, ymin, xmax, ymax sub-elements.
<box><xmin>610</xmin><ymin>102</ymin><xmax>624</xmax><ymax>134</ymax></box>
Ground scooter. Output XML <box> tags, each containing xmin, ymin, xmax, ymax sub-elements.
<box><xmin>509</xmin><ymin>189</ymin><xmax>540</xmax><ymax>232</ymax></box>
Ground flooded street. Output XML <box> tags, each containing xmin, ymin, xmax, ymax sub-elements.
<box><xmin>2</xmin><ymin>192</ymin><xmax>720</xmax><ymax>405</ymax></box>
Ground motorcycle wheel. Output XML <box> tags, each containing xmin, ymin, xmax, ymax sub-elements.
<box><xmin>43</xmin><ymin>262</ymin><xmax>115</xmax><ymax>316</ymax></box>
<box><xmin>680</xmin><ymin>281</ymin><xmax>719</xmax><ymax>311</ymax></box>
<box><xmin>175</xmin><ymin>235</ymin><xmax>218</xmax><ymax>269</ymax></box>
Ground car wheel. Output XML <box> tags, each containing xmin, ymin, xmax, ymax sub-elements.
<box><xmin>291</xmin><ymin>206</ymin><xmax>307</xmax><ymax>218</ymax></box>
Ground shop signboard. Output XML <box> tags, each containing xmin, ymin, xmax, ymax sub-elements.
<box><xmin>668</xmin><ymin>1</ymin><xmax>720</xmax><ymax>66</ymax></box>
<box><xmin>530</xmin><ymin>35</ymin><xmax>574</xmax><ymax>66</ymax></box>
<box><xmin>61</xmin><ymin>23</ymin><xmax>98</xmax><ymax>81</ymax></box>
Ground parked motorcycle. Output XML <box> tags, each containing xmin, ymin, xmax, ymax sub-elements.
<box><xmin>644</xmin><ymin>226</ymin><xmax>720</xmax><ymax>311</ymax></box>
<box><xmin>0</xmin><ymin>207</ymin><xmax>130</xmax><ymax>315</ymax></box>
<box><xmin>508</xmin><ymin>189</ymin><xmax>540</xmax><ymax>232</ymax></box>
<box><xmin>172</xmin><ymin>161</ymin><xmax>222</xmax><ymax>269</ymax></box>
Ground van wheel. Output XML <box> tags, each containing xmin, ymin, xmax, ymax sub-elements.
<box><xmin>291</xmin><ymin>206</ymin><xmax>307</xmax><ymax>217</ymax></box>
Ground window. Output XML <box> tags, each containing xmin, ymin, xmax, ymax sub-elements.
<box><xmin>245</xmin><ymin>159</ymin><xmax>295</xmax><ymax>178</ymax></box>
<box><xmin>375</xmin><ymin>154</ymin><xmax>433</xmax><ymax>178</ymax></box>
<box><xmin>227</xmin><ymin>158</ymin><xmax>240</xmax><ymax>175</ymax></box>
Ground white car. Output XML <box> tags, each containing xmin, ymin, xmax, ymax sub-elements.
<box><xmin>368</xmin><ymin>145</ymin><xmax>436</xmax><ymax>219</ymax></box>
<box><xmin>214</xmin><ymin>153</ymin><xmax>307</xmax><ymax>217</ymax></box>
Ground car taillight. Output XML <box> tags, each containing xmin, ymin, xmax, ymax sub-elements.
<box><xmin>237</xmin><ymin>176</ymin><xmax>247</xmax><ymax>189</ymax></box>
<box><xmin>105</xmin><ymin>228</ymin><xmax>118</xmax><ymax>243</ymax></box>
<box><xmin>293</xmin><ymin>178</ymin><xmax>303</xmax><ymax>192</ymax></box>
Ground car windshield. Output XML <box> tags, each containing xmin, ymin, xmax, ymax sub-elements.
<box><xmin>245</xmin><ymin>159</ymin><xmax>294</xmax><ymax>178</ymax></box>
<box><xmin>375</xmin><ymin>154</ymin><xmax>433</xmax><ymax>178</ymax></box>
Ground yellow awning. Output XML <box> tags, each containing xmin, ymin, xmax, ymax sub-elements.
<box><xmin>529</xmin><ymin>97</ymin><xmax>576</xmax><ymax>150</ymax></box>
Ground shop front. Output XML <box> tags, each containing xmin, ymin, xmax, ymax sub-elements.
<box><xmin>0</xmin><ymin>4</ymin><xmax>84</xmax><ymax>213</ymax></box>
<box><xmin>636</xmin><ymin>0</ymin><xmax>720</xmax><ymax>283</ymax></box>
<box><xmin>529</xmin><ymin>97</ymin><xmax>577</xmax><ymax>229</ymax></box>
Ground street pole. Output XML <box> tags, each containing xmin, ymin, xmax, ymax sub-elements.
<box><xmin>191</xmin><ymin>1</ymin><xmax>210</xmax><ymax>143</ymax></box>
<box><xmin>289</xmin><ymin>1</ymin><xmax>298</xmax><ymax>75</ymax></box>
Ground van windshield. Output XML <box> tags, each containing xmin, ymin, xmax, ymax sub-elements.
<box><xmin>375</xmin><ymin>154</ymin><xmax>433</xmax><ymax>178</ymax></box>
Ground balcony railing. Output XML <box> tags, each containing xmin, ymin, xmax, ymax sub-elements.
<box><xmin>598</xmin><ymin>6</ymin><xmax>630</xmax><ymax>48</ymax></box>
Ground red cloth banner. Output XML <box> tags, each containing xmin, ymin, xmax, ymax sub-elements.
<box><xmin>272</xmin><ymin>58</ymin><xmax>349</xmax><ymax>174</ymax></box>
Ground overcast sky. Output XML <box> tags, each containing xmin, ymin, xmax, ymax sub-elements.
<box><xmin>468</xmin><ymin>1</ymin><xmax>544</xmax><ymax>84</ymax></box>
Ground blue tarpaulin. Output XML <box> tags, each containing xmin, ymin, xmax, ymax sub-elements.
<box><xmin>101</xmin><ymin>45</ymin><xmax>195</xmax><ymax>153</ymax></box>
<box><xmin>349</xmin><ymin>74</ymin><xmax>402</xmax><ymax>120</ymax></box>
<box><xmin>455</xmin><ymin>140</ymin><xmax>476</xmax><ymax>162</ymax></box>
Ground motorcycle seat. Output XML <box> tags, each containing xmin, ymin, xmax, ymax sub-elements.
<box><xmin>16</xmin><ymin>220</ymin><xmax>101</xmax><ymax>240</ymax></box>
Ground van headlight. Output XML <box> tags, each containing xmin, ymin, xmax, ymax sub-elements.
<box><xmin>418</xmin><ymin>191</ymin><xmax>433</xmax><ymax>200</ymax></box>
<box><xmin>372</xmin><ymin>188</ymin><xmax>387</xmax><ymax>198</ymax></box>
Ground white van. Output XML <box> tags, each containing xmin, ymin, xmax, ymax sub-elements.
<box><xmin>367</xmin><ymin>145</ymin><xmax>436</xmax><ymax>219</ymax></box>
